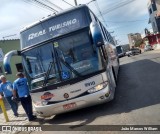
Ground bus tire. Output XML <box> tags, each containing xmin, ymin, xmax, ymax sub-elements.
<box><xmin>106</xmin><ymin>67</ymin><xmax>115</xmax><ymax>101</ymax></box>
<box><xmin>111</xmin><ymin>67</ymin><xmax>116</xmax><ymax>87</ymax></box>
<box><xmin>112</xmin><ymin>68</ymin><xmax>117</xmax><ymax>83</ymax></box>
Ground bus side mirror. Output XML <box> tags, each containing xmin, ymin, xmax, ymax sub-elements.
<box><xmin>3</xmin><ymin>50</ymin><xmax>20</xmax><ymax>74</ymax></box>
<box><xmin>90</xmin><ymin>22</ymin><xmax>104</xmax><ymax>47</ymax></box>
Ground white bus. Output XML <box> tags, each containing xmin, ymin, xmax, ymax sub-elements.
<box><xmin>3</xmin><ymin>5</ymin><xmax>119</xmax><ymax>117</ymax></box>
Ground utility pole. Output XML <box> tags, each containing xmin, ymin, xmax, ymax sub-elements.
<box><xmin>74</xmin><ymin>0</ymin><xmax>77</xmax><ymax>6</ymax></box>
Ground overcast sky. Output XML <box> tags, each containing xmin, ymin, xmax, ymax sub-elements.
<box><xmin>0</xmin><ymin>0</ymin><xmax>151</xmax><ymax>44</ymax></box>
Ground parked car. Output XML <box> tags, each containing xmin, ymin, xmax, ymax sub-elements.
<box><xmin>130</xmin><ymin>47</ymin><xmax>141</xmax><ymax>55</ymax></box>
<box><xmin>116</xmin><ymin>45</ymin><xmax>125</xmax><ymax>58</ymax></box>
<box><xmin>126</xmin><ymin>47</ymin><xmax>141</xmax><ymax>57</ymax></box>
<box><xmin>125</xmin><ymin>50</ymin><xmax>132</xmax><ymax>57</ymax></box>
<box><xmin>144</xmin><ymin>45</ymin><xmax>153</xmax><ymax>51</ymax></box>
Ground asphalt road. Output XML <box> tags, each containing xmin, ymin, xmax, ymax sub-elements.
<box><xmin>18</xmin><ymin>50</ymin><xmax>160</xmax><ymax>134</ymax></box>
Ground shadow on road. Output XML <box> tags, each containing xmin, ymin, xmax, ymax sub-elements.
<box><xmin>34</xmin><ymin>59</ymin><xmax>160</xmax><ymax>126</ymax></box>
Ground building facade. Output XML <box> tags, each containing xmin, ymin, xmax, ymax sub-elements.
<box><xmin>0</xmin><ymin>39</ymin><xmax>22</xmax><ymax>82</ymax></box>
<box><xmin>128</xmin><ymin>33</ymin><xmax>142</xmax><ymax>48</ymax></box>
<box><xmin>148</xmin><ymin>0</ymin><xmax>160</xmax><ymax>33</ymax></box>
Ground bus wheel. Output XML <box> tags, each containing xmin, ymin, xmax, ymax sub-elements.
<box><xmin>107</xmin><ymin>67</ymin><xmax>116</xmax><ymax>100</ymax></box>
<box><xmin>111</xmin><ymin>67</ymin><xmax>116</xmax><ymax>88</ymax></box>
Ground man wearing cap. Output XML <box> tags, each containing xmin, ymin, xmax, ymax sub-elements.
<box><xmin>0</xmin><ymin>75</ymin><xmax>18</xmax><ymax>117</ymax></box>
<box><xmin>13</xmin><ymin>72</ymin><xmax>36</xmax><ymax>121</ymax></box>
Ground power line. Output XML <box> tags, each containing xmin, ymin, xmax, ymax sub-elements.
<box><xmin>97</xmin><ymin>0</ymin><xmax>137</xmax><ymax>16</ymax></box>
<box><xmin>94</xmin><ymin>1</ymin><xmax>107</xmax><ymax>26</ymax></box>
<box><xmin>23</xmin><ymin>0</ymin><xmax>53</xmax><ymax>13</ymax></box>
<box><xmin>33</xmin><ymin>0</ymin><xmax>59</xmax><ymax>12</ymax></box>
<box><xmin>105</xmin><ymin>19</ymin><xmax>148</xmax><ymax>23</ymax></box>
<box><xmin>88</xmin><ymin>0</ymin><xmax>138</xmax><ymax>26</ymax></box>
<box><xmin>108</xmin><ymin>23</ymin><xmax>147</xmax><ymax>31</ymax></box>
<box><xmin>87</xmin><ymin>0</ymin><xmax>96</xmax><ymax>5</ymax></box>
<box><xmin>62</xmin><ymin>0</ymin><xmax>75</xmax><ymax>7</ymax></box>
<box><xmin>105</xmin><ymin>0</ymin><xmax>137</xmax><ymax>14</ymax></box>
<box><xmin>40</xmin><ymin>0</ymin><xmax>63</xmax><ymax>11</ymax></box>
<box><xmin>107</xmin><ymin>0</ymin><xmax>132</xmax><ymax>9</ymax></box>
<box><xmin>2</xmin><ymin>34</ymin><xmax>17</xmax><ymax>40</ymax></box>
<box><xmin>24</xmin><ymin>0</ymin><xmax>59</xmax><ymax>13</ymax></box>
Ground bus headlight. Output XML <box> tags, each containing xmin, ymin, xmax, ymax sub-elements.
<box><xmin>33</xmin><ymin>100</ymin><xmax>42</xmax><ymax>106</ymax></box>
<box><xmin>33</xmin><ymin>100</ymin><xmax>48</xmax><ymax>106</ymax></box>
<box><xmin>41</xmin><ymin>100</ymin><xmax>48</xmax><ymax>106</ymax></box>
<box><xmin>87</xmin><ymin>82</ymin><xmax>108</xmax><ymax>93</ymax></box>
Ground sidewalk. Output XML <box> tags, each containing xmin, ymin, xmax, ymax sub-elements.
<box><xmin>0</xmin><ymin>97</ymin><xmax>32</xmax><ymax>134</ymax></box>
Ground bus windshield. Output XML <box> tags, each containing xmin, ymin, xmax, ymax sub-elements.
<box><xmin>22</xmin><ymin>31</ymin><xmax>105</xmax><ymax>89</ymax></box>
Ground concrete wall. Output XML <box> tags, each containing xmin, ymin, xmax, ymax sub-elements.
<box><xmin>0</xmin><ymin>39</ymin><xmax>21</xmax><ymax>82</ymax></box>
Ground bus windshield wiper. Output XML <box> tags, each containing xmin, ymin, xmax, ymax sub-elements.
<box><xmin>42</xmin><ymin>59</ymin><xmax>81</xmax><ymax>86</ymax></box>
<box><xmin>43</xmin><ymin>50</ymin><xmax>59</xmax><ymax>86</ymax></box>
<box><xmin>43</xmin><ymin>62</ymin><xmax>54</xmax><ymax>86</ymax></box>
<box><xmin>58</xmin><ymin>57</ymin><xmax>81</xmax><ymax>77</ymax></box>
<box><xmin>43</xmin><ymin>49</ymin><xmax>81</xmax><ymax>86</ymax></box>
<box><xmin>34</xmin><ymin>72</ymin><xmax>46</xmax><ymax>78</ymax></box>
<box><xmin>54</xmin><ymin>48</ymin><xmax>81</xmax><ymax>77</ymax></box>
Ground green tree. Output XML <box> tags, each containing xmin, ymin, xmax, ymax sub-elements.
<box><xmin>135</xmin><ymin>39</ymin><xmax>143</xmax><ymax>47</ymax></box>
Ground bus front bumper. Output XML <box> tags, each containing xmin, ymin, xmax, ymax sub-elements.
<box><xmin>34</xmin><ymin>85</ymin><xmax>114</xmax><ymax>117</ymax></box>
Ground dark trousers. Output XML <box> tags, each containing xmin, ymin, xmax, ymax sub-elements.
<box><xmin>20</xmin><ymin>95</ymin><xmax>34</xmax><ymax>120</ymax></box>
<box><xmin>6</xmin><ymin>96</ymin><xmax>18</xmax><ymax>116</ymax></box>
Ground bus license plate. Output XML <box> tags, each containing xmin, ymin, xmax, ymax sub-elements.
<box><xmin>63</xmin><ymin>102</ymin><xmax>76</xmax><ymax>110</ymax></box>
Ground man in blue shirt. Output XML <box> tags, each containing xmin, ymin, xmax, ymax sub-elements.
<box><xmin>13</xmin><ymin>72</ymin><xmax>36</xmax><ymax>121</ymax></box>
<box><xmin>0</xmin><ymin>75</ymin><xmax>18</xmax><ymax>117</ymax></box>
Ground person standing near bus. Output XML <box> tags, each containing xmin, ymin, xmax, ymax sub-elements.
<box><xmin>13</xmin><ymin>72</ymin><xmax>37</xmax><ymax>121</ymax></box>
<box><xmin>0</xmin><ymin>75</ymin><xmax>18</xmax><ymax>117</ymax></box>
